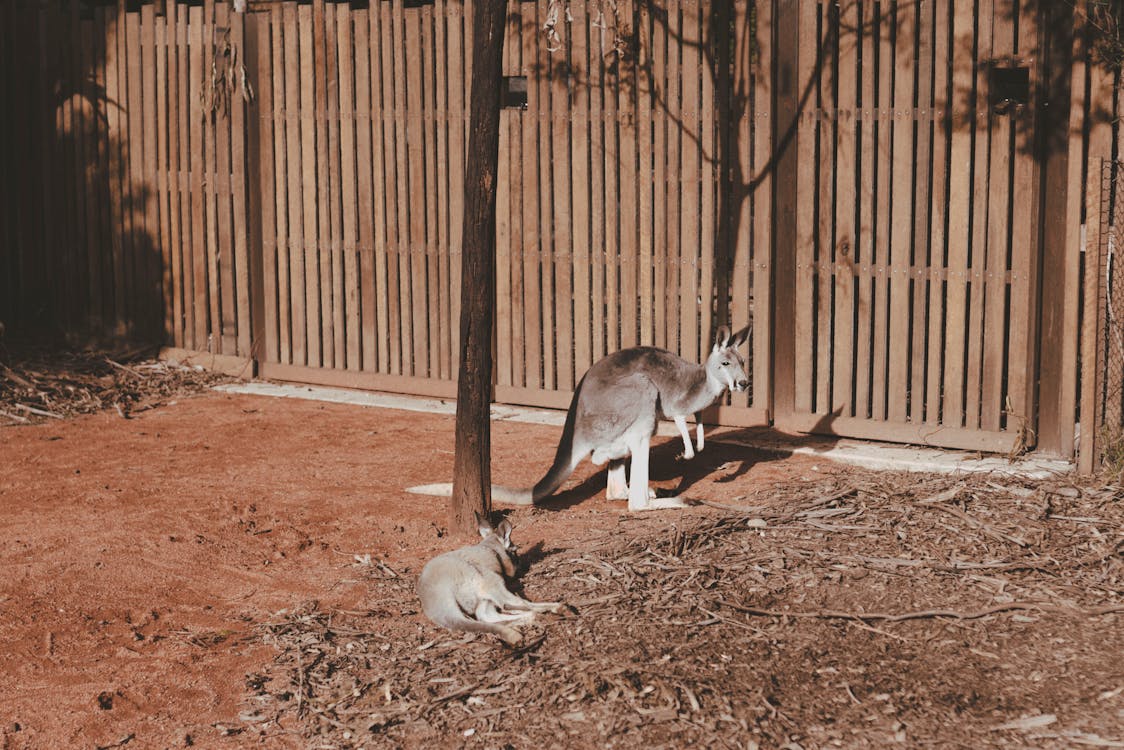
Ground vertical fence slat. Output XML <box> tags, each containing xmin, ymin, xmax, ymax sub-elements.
<box><xmin>434</xmin><ymin>0</ymin><xmax>452</xmax><ymax>380</ymax></box>
<box><xmin>815</xmin><ymin>1</ymin><xmax>833</xmax><ymax>414</ymax></box>
<box><xmin>981</xmin><ymin>0</ymin><xmax>1014</xmax><ymax>432</ymax></box>
<box><xmin>39</xmin><ymin>6</ymin><xmax>57</xmax><ymax>327</ymax></box>
<box><xmin>0</xmin><ymin>2</ymin><xmax>10</xmax><ymax>324</ymax></box>
<box><xmin>422</xmin><ymin>3</ymin><xmax>442</xmax><ymax>378</ymax></box>
<box><xmin>698</xmin><ymin>0</ymin><xmax>715</xmax><ymax>362</ymax></box>
<box><xmin>520</xmin><ymin>2</ymin><xmax>543</xmax><ymax>390</ymax></box>
<box><xmin>59</xmin><ymin>5</ymin><xmax>77</xmax><ymax>329</ymax></box>
<box><xmin>573</xmin><ymin>0</ymin><xmax>593</xmax><ymax>369</ymax></box>
<box><xmin>312</xmin><ymin>0</ymin><xmax>333</xmax><ymax>367</ymax></box>
<box><xmin>450</xmin><ymin>0</ymin><xmax>468</xmax><ymax>375</ymax></box>
<box><xmin>925</xmin><ymin>0</ymin><xmax>950</xmax><ymax>426</ymax></box>
<box><xmin>964</xmin><ymin>0</ymin><xmax>993</xmax><ymax>430</ymax></box>
<box><xmin>833</xmin><ymin>1</ymin><xmax>857</xmax><ymax>417</ymax></box>
<box><xmin>336</xmin><ymin>5</ymin><xmax>359</xmax><ymax>371</ymax></box>
<box><xmin>870</xmin><ymin>2</ymin><xmax>893</xmax><ymax>421</ymax></box>
<box><xmin>618</xmin><ymin>0</ymin><xmax>637</xmax><ymax>352</ymax></box>
<box><xmin>191</xmin><ymin>4</ymin><xmax>209</xmax><ymax>348</ymax></box>
<box><xmin>299</xmin><ymin>2</ymin><xmax>320</xmax><ymax>366</ymax></box>
<box><xmin>203</xmin><ymin>0</ymin><xmax>224</xmax><ymax>352</ymax></box>
<box><xmin>1006</xmin><ymin>2</ymin><xmax>1039</xmax><ymax>436</ymax></box>
<box><xmin>325</xmin><ymin>3</ymin><xmax>345</xmax><ymax>369</ymax></box>
<box><xmin>944</xmin><ymin>6</ymin><xmax>973</xmax><ymax>428</ymax></box>
<box><xmin>141</xmin><ymin>5</ymin><xmax>160</xmax><ymax>341</ymax></box>
<box><xmin>680</xmin><ymin>0</ymin><xmax>700</xmax><ymax>363</ymax></box>
<box><xmin>536</xmin><ymin>1</ymin><xmax>556</xmax><ymax>389</ymax></box>
<box><xmin>380</xmin><ymin>0</ymin><xmax>402</xmax><ymax>375</ymax></box>
<box><xmin>591</xmin><ymin>2</ymin><xmax>608</xmax><ymax>362</ymax></box>
<box><xmin>909</xmin><ymin>0</ymin><xmax>933</xmax><ymax>424</ymax></box>
<box><xmin>107</xmin><ymin>3</ymin><xmax>126</xmax><ymax>331</ymax></box>
<box><xmin>216</xmin><ymin>3</ymin><xmax>239</xmax><ymax>354</ymax></box>
<box><xmin>601</xmin><ymin>9</ymin><xmax>618</xmax><ymax>363</ymax></box>
<box><xmin>635</xmin><ymin>0</ymin><xmax>653</xmax><ymax>349</ymax></box>
<box><xmin>506</xmin><ymin>5</ymin><xmax>525</xmax><ymax>388</ymax></box>
<box><xmin>80</xmin><ymin>14</ymin><xmax>104</xmax><ymax>331</ymax></box>
<box><xmin>886</xmin><ymin>0</ymin><xmax>915</xmax><ymax>423</ymax></box>
<box><xmin>391</xmin><ymin>0</ymin><xmax>412</xmax><ymax>375</ymax></box>
<box><xmin>745</xmin><ymin>0</ymin><xmax>764</xmax><ymax>411</ymax></box>
<box><xmin>855</xmin><ymin>0</ymin><xmax>875</xmax><ymax>419</ymax></box>
<box><xmin>256</xmin><ymin>7</ymin><xmax>279</xmax><ymax>365</ymax></box>
<box><xmin>368</xmin><ymin>4</ymin><xmax>390</xmax><ymax>373</ymax></box>
<box><xmin>353</xmin><ymin>8</ymin><xmax>377</xmax><ymax>371</ymax></box>
<box><xmin>664</xmin><ymin>0</ymin><xmax>682</xmax><ymax>354</ymax></box>
<box><xmin>286</xmin><ymin>2</ymin><xmax>306</xmax><ymax>364</ymax></box>
<box><xmin>650</xmin><ymin>4</ymin><xmax>667</xmax><ymax>352</ymax></box>
<box><xmin>793</xmin><ymin>0</ymin><xmax>816</xmax><ymax>415</ymax></box>
<box><xmin>405</xmin><ymin>5</ymin><xmax>428</xmax><ymax>376</ymax></box>
<box><xmin>1069</xmin><ymin>1</ymin><xmax>1093</xmax><ymax>468</ymax></box>
<box><xmin>155</xmin><ymin>6</ymin><xmax>172</xmax><ymax>344</ymax></box>
<box><xmin>177</xmin><ymin>6</ymin><xmax>194</xmax><ymax>347</ymax></box>
<box><xmin>496</xmin><ymin>79</ymin><xmax>513</xmax><ymax>387</ymax></box>
<box><xmin>551</xmin><ymin>5</ymin><xmax>573</xmax><ymax>389</ymax></box>
<box><xmin>273</xmin><ymin>6</ymin><xmax>292</xmax><ymax>364</ymax></box>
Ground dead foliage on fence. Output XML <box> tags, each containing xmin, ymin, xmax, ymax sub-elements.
<box><xmin>245</xmin><ymin>471</ymin><xmax>1124</xmax><ymax>749</ymax></box>
<box><xmin>0</xmin><ymin>342</ymin><xmax>228</xmax><ymax>425</ymax></box>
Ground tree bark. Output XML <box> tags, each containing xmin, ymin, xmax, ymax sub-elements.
<box><xmin>451</xmin><ymin>0</ymin><xmax>507</xmax><ymax>536</ymax></box>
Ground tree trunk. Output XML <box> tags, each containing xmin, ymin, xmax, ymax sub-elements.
<box><xmin>451</xmin><ymin>0</ymin><xmax>507</xmax><ymax>536</ymax></box>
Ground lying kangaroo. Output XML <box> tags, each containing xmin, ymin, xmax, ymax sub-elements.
<box><xmin>417</xmin><ymin>513</ymin><xmax>562</xmax><ymax>645</ymax></box>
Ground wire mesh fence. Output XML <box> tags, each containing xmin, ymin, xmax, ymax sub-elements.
<box><xmin>1092</xmin><ymin>159</ymin><xmax>1124</xmax><ymax>473</ymax></box>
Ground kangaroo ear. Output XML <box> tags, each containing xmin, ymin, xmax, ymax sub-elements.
<box><xmin>495</xmin><ymin>518</ymin><xmax>513</xmax><ymax>543</ymax></box>
<box><xmin>731</xmin><ymin>324</ymin><xmax>751</xmax><ymax>349</ymax></box>
<box><xmin>713</xmin><ymin>325</ymin><xmax>731</xmax><ymax>351</ymax></box>
<box><xmin>474</xmin><ymin>511</ymin><xmax>493</xmax><ymax>538</ymax></box>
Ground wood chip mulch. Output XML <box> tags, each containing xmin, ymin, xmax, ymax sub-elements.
<box><xmin>245</xmin><ymin>472</ymin><xmax>1124</xmax><ymax>749</ymax></box>
<box><xmin>0</xmin><ymin>342</ymin><xmax>229</xmax><ymax>425</ymax></box>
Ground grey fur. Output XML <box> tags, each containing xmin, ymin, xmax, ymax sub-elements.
<box><xmin>492</xmin><ymin>324</ymin><xmax>750</xmax><ymax>511</ymax></box>
<box><xmin>416</xmin><ymin>513</ymin><xmax>562</xmax><ymax>644</ymax></box>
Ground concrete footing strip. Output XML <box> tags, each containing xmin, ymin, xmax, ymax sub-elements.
<box><xmin>215</xmin><ymin>382</ymin><xmax>1073</xmax><ymax>480</ymax></box>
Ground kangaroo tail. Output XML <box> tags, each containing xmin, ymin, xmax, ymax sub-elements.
<box><xmin>529</xmin><ymin>377</ymin><xmax>585</xmax><ymax>503</ymax></box>
<box><xmin>404</xmin><ymin>482</ymin><xmax>533</xmax><ymax>505</ymax></box>
<box><xmin>405</xmin><ymin>380</ymin><xmax>586</xmax><ymax>506</ymax></box>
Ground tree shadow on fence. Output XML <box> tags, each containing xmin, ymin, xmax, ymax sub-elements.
<box><xmin>0</xmin><ymin>1</ymin><xmax>207</xmax><ymax>349</ymax></box>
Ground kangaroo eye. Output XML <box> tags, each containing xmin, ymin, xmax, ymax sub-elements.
<box><xmin>722</xmin><ymin>361</ymin><xmax>730</xmax><ymax>366</ymax></box>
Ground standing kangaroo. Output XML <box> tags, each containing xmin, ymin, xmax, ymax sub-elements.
<box><xmin>417</xmin><ymin>513</ymin><xmax>562</xmax><ymax>644</ymax></box>
<box><xmin>487</xmin><ymin>325</ymin><xmax>750</xmax><ymax>511</ymax></box>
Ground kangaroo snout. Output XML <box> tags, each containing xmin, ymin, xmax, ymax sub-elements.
<box><xmin>734</xmin><ymin>379</ymin><xmax>749</xmax><ymax>392</ymax></box>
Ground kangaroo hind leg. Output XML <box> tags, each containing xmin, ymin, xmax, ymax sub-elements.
<box><xmin>606</xmin><ymin>460</ymin><xmax>629</xmax><ymax>500</ymax></box>
<box><xmin>628</xmin><ymin>433</ymin><xmax>689</xmax><ymax>512</ymax></box>
<box><xmin>475</xmin><ymin>599</ymin><xmax>534</xmax><ymax>625</ymax></box>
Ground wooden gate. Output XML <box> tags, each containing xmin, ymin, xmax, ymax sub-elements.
<box><xmin>773</xmin><ymin>0</ymin><xmax>1042</xmax><ymax>453</ymax></box>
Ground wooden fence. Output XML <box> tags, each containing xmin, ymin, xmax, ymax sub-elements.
<box><xmin>0</xmin><ymin>0</ymin><xmax>1115</xmax><ymax>461</ymax></box>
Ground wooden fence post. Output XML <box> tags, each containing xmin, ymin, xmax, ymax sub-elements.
<box><xmin>771</xmin><ymin>0</ymin><xmax>800</xmax><ymax>424</ymax></box>
<box><xmin>451</xmin><ymin>0</ymin><xmax>507</xmax><ymax>536</ymax></box>
<box><xmin>1038</xmin><ymin>1</ymin><xmax>1085</xmax><ymax>459</ymax></box>
<box><xmin>244</xmin><ymin>6</ymin><xmax>266</xmax><ymax>373</ymax></box>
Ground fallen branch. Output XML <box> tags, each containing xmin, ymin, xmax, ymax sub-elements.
<box><xmin>15</xmin><ymin>403</ymin><xmax>63</xmax><ymax>419</ymax></box>
<box><xmin>716</xmin><ymin>599</ymin><xmax>1124</xmax><ymax>623</ymax></box>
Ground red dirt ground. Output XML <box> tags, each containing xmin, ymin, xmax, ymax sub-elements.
<box><xmin>0</xmin><ymin>390</ymin><xmax>811</xmax><ymax>748</ymax></box>
<box><xmin>1</xmin><ymin>389</ymin><xmax>1121</xmax><ymax>749</ymax></box>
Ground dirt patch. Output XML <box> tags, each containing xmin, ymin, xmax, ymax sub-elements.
<box><xmin>0</xmin><ymin>374</ymin><xmax>1121</xmax><ymax>749</ymax></box>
